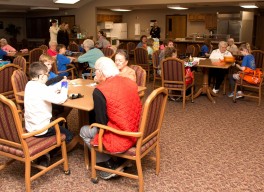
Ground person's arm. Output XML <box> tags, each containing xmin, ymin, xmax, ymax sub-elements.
<box><xmin>93</xmin><ymin>88</ymin><xmax>108</xmax><ymax>125</ymax></box>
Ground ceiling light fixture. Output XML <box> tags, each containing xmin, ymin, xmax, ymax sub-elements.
<box><xmin>110</xmin><ymin>8</ymin><xmax>132</xmax><ymax>12</ymax></box>
<box><xmin>167</xmin><ymin>5</ymin><xmax>188</xmax><ymax>10</ymax></box>
<box><xmin>30</xmin><ymin>7</ymin><xmax>59</xmax><ymax>10</ymax></box>
<box><xmin>53</xmin><ymin>0</ymin><xmax>80</xmax><ymax>4</ymax></box>
<box><xmin>240</xmin><ymin>3</ymin><xmax>258</xmax><ymax>8</ymax></box>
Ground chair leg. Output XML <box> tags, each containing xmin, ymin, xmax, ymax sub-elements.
<box><xmin>61</xmin><ymin>141</ymin><xmax>69</xmax><ymax>173</ymax></box>
<box><xmin>136</xmin><ymin>157</ymin><xmax>144</xmax><ymax>192</ymax></box>
<box><xmin>25</xmin><ymin>158</ymin><xmax>31</xmax><ymax>192</ymax></box>
<box><xmin>153</xmin><ymin>77</ymin><xmax>156</xmax><ymax>90</ymax></box>
<box><xmin>90</xmin><ymin>147</ymin><xmax>97</xmax><ymax>181</ymax></box>
<box><xmin>84</xmin><ymin>143</ymin><xmax>89</xmax><ymax>170</ymax></box>
<box><xmin>182</xmin><ymin>91</ymin><xmax>186</xmax><ymax>109</ymax></box>
<box><xmin>155</xmin><ymin>143</ymin><xmax>160</xmax><ymax>175</ymax></box>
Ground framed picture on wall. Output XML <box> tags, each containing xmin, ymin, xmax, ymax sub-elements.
<box><xmin>0</xmin><ymin>21</ymin><xmax>3</xmax><ymax>29</ymax></box>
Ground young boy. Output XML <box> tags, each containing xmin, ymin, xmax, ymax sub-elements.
<box><xmin>228</xmin><ymin>43</ymin><xmax>256</xmax><ymax>98</ymax></box>
<box><xmin>56</xmin><ymin>44</ymin><xmax>75</xmax><ymax>77</ymax></box>
<box><xmin>24</xmin><ymin>62</ymin><xmax>73</xmax><ymax>165</ymax></box>
<box><xmin>39</xmin><ymin>54</ymin><xmax>72</xmax><ymax>122</ymax></box>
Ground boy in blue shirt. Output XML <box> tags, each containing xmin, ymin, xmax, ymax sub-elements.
<box><xmin>56</xmin><ymin>44</ymin><xmax>75</xmax><ymax>77</ymax></box>
<box><xmin>228</xmin><ymin>43</ymin><xmax>256</xmax><ymax>98</ymax></box>
<box><xmin>0</xmin><ymin>49</ymin><xmax>7</xmax><ymax>60</ymax></box>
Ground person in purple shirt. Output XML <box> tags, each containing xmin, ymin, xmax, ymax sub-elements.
<box><xmin>56</xmin><ymin>44</ymin><xmax>75</xmax><ymax>77</ymax></box>
<box><xmin>228</xmin><ymin>43</ymin><xmax>256</xmax><ymax>98</ymax></box>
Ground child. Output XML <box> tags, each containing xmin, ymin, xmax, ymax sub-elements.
<box><xmin>24</xmin><ymin>62</ymin><xmax>73</xmax><ymax>165</ymax></box>
<box><xmin>39</xmin><ymin>54</ymin><xmax>72</xmax><ymax>122</ymax></box>
<box><xmin>56</xmin><ymin>44</ymin><xmax>75</xmax><ymax>77</ymax></box>
<box><xmin>228</xmin><ymin>43</ymin><xmax>256</xmax><ymax>98</ymax></box>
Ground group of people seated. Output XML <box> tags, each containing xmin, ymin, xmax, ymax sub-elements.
<box><xmin>0</xmin><ymin>38</ymin><xmax>17</xmax><ymax>59</ymax></box>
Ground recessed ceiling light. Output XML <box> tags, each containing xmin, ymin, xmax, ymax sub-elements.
<box><xmin>53</xmin><ymin>0</ymin><xmax>80</xmax><ymax>4</ymax></box>
<box><xmin>167</xmin><ymin>5</ymin><xmax>188</xmax><ymax>10</ymax></box>
<box><xmin>240</xmin><ymin>3</ymin><xmax>258</xmax><ymax>8</ymax></box>
<box><xmin>110</xmin><ymin>8</ymin><xmax>132</xmax><ymax>12</ymax></box>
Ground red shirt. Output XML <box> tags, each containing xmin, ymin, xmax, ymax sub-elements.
<box><xmin>47</xmin><ymin>49</ymin><xmax>57</xmax><ymax>57</ymax></box>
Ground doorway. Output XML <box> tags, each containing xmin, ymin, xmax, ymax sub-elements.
<box><xmin>166</xmin><ymin>15</ymin><xmax>187</xmax><ymax>39</ymax></box>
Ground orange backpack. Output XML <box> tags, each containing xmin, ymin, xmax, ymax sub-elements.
<box><xmin>239</xmin><ymin>67</ymin><xmax>263</xmax><ymax>85</ymax></box>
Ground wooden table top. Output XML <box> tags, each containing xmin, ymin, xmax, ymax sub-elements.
<box><xmin>16</xmin><ymin>78</ymin><xmax>147</xmax><ymax>112</ymax></box>
<box><xmin>197</xmin><ymin>58</ymin><xmax>231</xmax><ymax>69</ymax></box>
<box><xmin>7</xmin><ymin>51</ymin><xmax>29</xmax><ymax>58</ymax></box>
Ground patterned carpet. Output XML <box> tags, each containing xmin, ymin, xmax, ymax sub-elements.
<box><xmin>1</xmin><ymin>75</ymin><xmax>264</xmax><ymax>192</ymax></box>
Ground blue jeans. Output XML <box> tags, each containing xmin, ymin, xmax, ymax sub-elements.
<box><xmin>36</xmin><ymin>126</ymin><xmax>73</xmax><ymax>144</ymax></box>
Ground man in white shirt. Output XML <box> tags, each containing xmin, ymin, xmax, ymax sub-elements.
<box><xmin>209</xmin><ymin>41</ymin><xmax>232</xmax><ymax>93</ymax></box>
<box><xmin>49</xmin><ymin>19</ymin><xmax>60</xmax><ymax>43</ymax></box>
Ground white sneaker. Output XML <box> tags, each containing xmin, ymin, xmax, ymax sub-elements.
<box><xmin>212</xmin><ymin>88</ymin><xmax>219</xmax><ymax>94</ymax></box>
<box><xmin>236</xmin><ymin>91</ymin><xmax>244</xmax><ymax>98</ymax></box>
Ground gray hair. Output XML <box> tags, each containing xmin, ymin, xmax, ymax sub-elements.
<box><xmin>218</xmin><ymin>41</ymin><xmax>228</xmax><ymax>48</ymax></box>
<box><xmin>49</xmin><ymin>41</ymin><xmax>57</xmax><ymax>46</ymax></box>
<box><xmin>0</xmin><ymin>38</ymin><xmax>8</xmax><ymax>45</ymax></box>
<box><xmin>95</xmin><ymin>57</ymin><xmax>119</xmax><ymax>78</ymax></box>
<box><xmin>83</xmin><ymin>39</ymin><xmax>94</xmax><ymax>49</ymax></box>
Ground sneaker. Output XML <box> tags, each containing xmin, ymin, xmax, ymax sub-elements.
<box><xmin>97</xmin><ymin>158</ymin><xmax>122</xmax><ymax>180</ymax></box>
<box><xmin>236</xmin><ymin>91</ymin><xmax>244</xmax><ymax>98</ymax></box>
<box><xmin>212</xmin><ymin>88</ymin><xmax>219</xmax><ymax>94</ymax></box>
<box><xmin>168</xmin><ymin>96</ymin><xmax>176</xmax><ymax>101</ymax></box>
<box><xmin>228</xmin><ymin>92</ymin><xmax>234</xmax><ymax>98</ymax></box>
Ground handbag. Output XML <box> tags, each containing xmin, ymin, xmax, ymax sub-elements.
<box><xmin>239</xmin><ymin>67</ymin><xmax>263</xmax><ymax>85</ymax></box>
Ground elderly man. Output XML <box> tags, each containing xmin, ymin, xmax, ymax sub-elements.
<box><xmin>80</xmin><ymin>57</ymin><xmax>142</xmax><ymax>180</ymax></box>
<box><xmin>47</xmin><ymin>41</ymin><xmax>58</xmax><ymax>58</ymax></box>
<box><xmin>227</xmin><ymin>38</ymin><xmax>238</xmax><ymax>54</ymax></box>
<box><xmin>209</xmin><ymin>41</ymin><xmax>232</xmax><ymax>93</ymax></box>
<box><xmin>77</xmin><ymin>39</ymin><xmax>104</xmax><ymax>69</ymax></box>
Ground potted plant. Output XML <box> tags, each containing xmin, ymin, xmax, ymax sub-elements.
<box><xmin>4</xmin><ymin>24</ymin><xmax>21</xmax><ymax>40</ymax></box>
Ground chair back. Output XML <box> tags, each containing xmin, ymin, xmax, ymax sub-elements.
<box><xmin>134</xmin><ymin>47</ymin><xmax>149</xmax><ymax>65</ymax></box>
<box><xmin>39</xmin><ymin>45</ymin><xmax>48</xmax><ymax>54</ymax></box>
<box><xmin>186</xmin><ymin>45</ymin><xmax>196</xmax><ymax>57</ymax></box>
<box><xmin>130</xmin><ymin>65</ymin><xmax>146</xmax><ymax>87</ymax></box>
<box><xmin>13</xmin><ymin>56</ymin><xmax>27</xmax><ymax>73</ymax></box>
<box><xmin>101</xmin><ymin>47</ymin><xmax>115</xmax><ymax>58</ymax></box>
<box><xmin>0</xmin><ymin>64</ymin><xmax>20</xmax><ymax>101</ymax></box>
<box><xmin>117</xmin><ymin>43</ymin><xmax>126</xmax><ymax>50</ymax></box>
<box><xmin>161</xmin><ymin>58</ymin><xmax>185</xmax><ymax>87</ymax></box>
<box><xmin>11</xmin><ymin>69</ymin><xmax>28</xmax><ymax>109</ymax></box>
<box><xmin>127</xmin><ymin>42</ymin><xmax>136</xmax><ymax>54</ymax></box>
<box><xmin>138</xmin><ymin>87</ymin><xmax>168</xmax><ymax>143</ymax></box>
<box><xmin>195</xmin><ymin>44</ymin><xmax>201</xmax><ymax>57</ymax></box>
<box><xmin>251</xmin><ymin>50</ymin><xmax>264</xmax><ymax>70</ymax></box>
<box><xmin>68</xmin><ymin>43</ymin><xmax>79</xmax><ymax>52</ymax></box>
<box><xmin>152</xmin><ymin>50</ymin><xmax>161</xmax><ymax>69</ymax></box>
<box><xmin>29</xmin><ymin>48</ymin><xmax>44</xmax><ymax>64</ymax></box>
<box><xmin>0</xmin><ymin>94</ymin><xmax>22</xmax><ymax>145</ymax></box>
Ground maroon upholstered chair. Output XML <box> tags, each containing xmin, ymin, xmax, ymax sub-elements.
<box><xmin>27</xmin><ymin>48</ymin><xmax>44</xmax><ymax>73</ymax></box>
<box><xmin>89</xmin><ymin>87</ymin><xmax>168</xmax><ymax>192</ymax></box>
<box><xmin>185</xmin><ymin>45</ymin><xmax>196</xmax><ymax>57</ymax></box>
<box><xmin>251</xmin><ymin>50</ymin><xmax>264</xmax><ymax>70</ymax></box>
<box><xmin>161</xmin><ymin>58</ymin><xmax>195</xmax><ymax>109</ymax></box>
<box><xmin>127</xmin><ymin>42</ymin><xmax>136</xmax><ymax>59</ymax></box>
<box><xmin>11</xmin><ymin>69</ymin><xmax>28</xmax><ymax>111</ymax></box>
<box><xmin>68</xmin><ymin>43</ymin><xmax>79</xmax><ymax>52</ymax></box>
<box><xmin>0</xmin><ymin>64</ymin><xmax>20</xmax><ymax>101</ymax></box>
<box><xmin>130</xmin><ymin>65</ymin><xmax>147</xmax><ymax>98</ymax></box>
<box><xmin>101</xmin><ymin>47</ymin><xmax>115</xmax><ymax>59</ymax></box>
<box><xmin>152</xmin><ymin>50</ymin><xmax>161</xmax><ymax>89</ymax></box>
<box><xmin>134</xmin><ymin>47</ymin><xmax>151</xmax><ymax>82</ymax></box>
<box><xmin>0</xmin><ymin>94</ymin><xmax>70</xmax><ymax>192</ymax></box>
<box><xmin>13</xmin><ymin>56</ymin><xmax>27</xmax><ymax>74</ymax></box>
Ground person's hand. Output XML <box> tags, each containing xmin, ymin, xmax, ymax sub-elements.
<box><xmin>232</xmin><ymin>62</ymin><xmax>236</xmax><ymax>67</ymax></box>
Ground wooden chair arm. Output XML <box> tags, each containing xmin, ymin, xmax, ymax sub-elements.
<box><xmin>90</xmin><ymin>123</ymin><xmax>142</xmax><ymax>152</ymax></box>
<box><xmin>21</xmin><ymin>117</ymin><xmax>66</xmax><ymax>140</ymax></box>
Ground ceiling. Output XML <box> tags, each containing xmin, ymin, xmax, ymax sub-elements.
<box><xmin>0</xmin><ymin>0</ymin><xmax>263</xmax><ymax>13</ymax></box>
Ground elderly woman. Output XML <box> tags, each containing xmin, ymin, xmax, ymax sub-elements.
<box><xmin>47</xmin><ymin>41</ymin><xmax>58</xmax><ymax>58</ymax></box>
<box><xmin>95</xmin><ymin>30</ymin><xmax>110</xmax><ymax>49</ymax></box>
<box><xmin>0</xmin><ymin>38</ymin><xmax>16</xmax><ymax>52</ymax></box>
<box><xmin>115</xmin><ymin>49</ymin><xmax>136</xmax><ymax>81</ymax></box>
<box><xmin>227</xmin><ymin>38</ymin><xmax>238</xmax><ymax>54</ymax></box>
<box><xmin>209</xmin><ymin>41</ymin><xmax>232</xmax><ymax>94</ymax></box>
<box><xmin>78</xmin><ymin>39</ymin><xmax>104</xmax><ymax>69</ymax></box>
<box><xmin>80</xmin><ymin>57</ymin><xmax>142</xmax><ymax>180</ymax></box>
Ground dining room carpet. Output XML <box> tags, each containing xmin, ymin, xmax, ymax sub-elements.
<box><xmin>1</xmin><ymin>74</ymin><xmax>264</xmax><ymax>192</ymax></box>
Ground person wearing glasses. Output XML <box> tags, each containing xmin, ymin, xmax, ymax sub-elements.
<box><xmin>24</xmin><ymin>62</ymin><xmax>74</xmax><ymax>166</ymax></box>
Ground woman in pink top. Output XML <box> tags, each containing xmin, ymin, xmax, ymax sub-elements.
<box><xmin>47</xmin><ymin>41</ymin><xmax>58</xmax><ymax>58</ymax></box>
<box><xmin>0</xmin><ymin>38</ymin><xmax>16</xmax><ymax>52</ymax></box>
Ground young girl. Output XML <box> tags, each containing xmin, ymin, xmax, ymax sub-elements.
<box><xmin>228</xmin><ymin>43</ymin><xmax>256</xmax><ymax>98</ymax></box>
<box><xmin>56</xmin><ymin>44</ymin><xmax>75</xmax><ymax>77</ymax></box>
